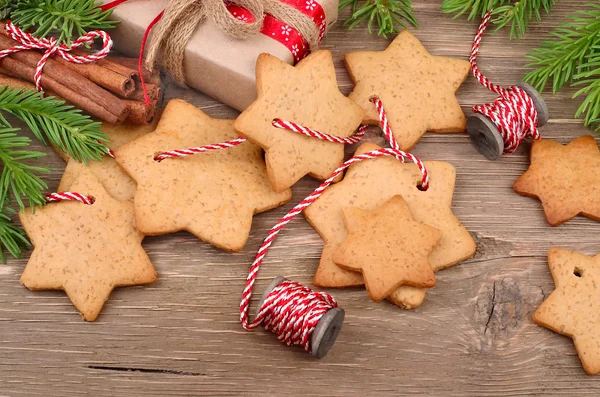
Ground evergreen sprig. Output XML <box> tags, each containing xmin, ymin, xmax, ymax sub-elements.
<box><xmin>340</xmin><ymin>0</ymin><xmax>418</xmax><ymax>37</ymax></box>
<box><xmin>0</xmin><ymin>86</ymin><xmax>108</xmax><ymax>162</ymax></box>
<box><xmin>524</xmin><ymin>4</ymin><xmax>600</xmax><ymax>130</ymax></box>
<box><xmin>9</xmin><ymin>0</ymin><xmax>117</xmax><ymax>45</ymax></box>
<box><xmin>0</xmin><ymin>0</ymin><xmax>16</xmax><ymax>19</ymax></box>
<box><xmin>0</xmin><ymin>86</ymin><xmax>109</xmax><ymax>260</ymax></box>
<box><xmin>441</xmin><ymin>0</ymin><xmax>557</xmax><ymax>39</ymax></box>
<box><xmin>0</xmin><ymin>126</ymin><xmax>47</xmax><ymax>262</ymax></box>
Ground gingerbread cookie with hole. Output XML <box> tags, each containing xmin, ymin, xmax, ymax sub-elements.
<box><xmin>235</xmin><ymin>50</ymin><xmax>365</xmax><ymax>192</ymax></box>
<box><xmin>19</xmin><ymin>168</ymin><xmax>157</xmax><ymax>321</ymax></box>
<box><xmin>305</xmin><ymin>142</ymin><xmax>475</xmax><ymax>308</ymax></box>
<box><xmin>534</xmin><ymin>248</ymin><xmax>600</xmax><ymax>375</ymax></box>
<box><xmin>56</xmin><ymin>116</ymin><xmax>160</xmax><ymax>201</ymax></box>
<box><xmin>116</xmin><ymin>99</ymin><xmax>291</xmax><ymax>252</ymax></box>
<box><xmin>513</xmin><ymin>136</ymin><xmax>600</xmax><ymax>226</ymax></box>
<box><xmin>345</xmin><ymin>30</ymin><xmax>470</xmax><ymax>150</ymax></box>
<box><xmin>333</xmin><ymin>195</ymin><xmax>440</xmax><ymax>301</ymax></box>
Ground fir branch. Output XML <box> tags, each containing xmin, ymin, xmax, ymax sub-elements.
<box><xmin>10</xmin><ymin>0</ymin><xmax>117</xmax><ymax>45</ymax></box>
<box><xmin>0</xmin><ymin>0</ymin><xmax>16</xmax><ymax>19</ymax></box>
<box><xmin>0</xmin><ymin>86</ymin><xmax>108</xmax><ymax>162</ymax></box>
<box><xmin>0</xmin><ymin>127</ymin><xmax>48</xmax><ymax>262</ymax></box>
<box><xmin>440</xmin><ymin>0</ymin><xmax>557</xmax><ymax>39</ymax></box>
<box><xmin>0</xmin><ymin>204</ymin><xmax>31</xmax><ymax>262</ymax></box>
<box><xmin>340</xmin><ymin>0</ymin><xmax>418</xmax><ymax>37</ymax></box>
<box><xmin>524</xmin><ymin>4</ymin><xmax>600</xmax><ymax>129</ymax></box>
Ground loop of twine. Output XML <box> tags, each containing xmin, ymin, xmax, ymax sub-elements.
<box><xmin>0</xmin><ymin>22</ymin><xmax>113</xmax><ymax>91</ymax></box>
<box><xmin>149</xmin><ymin>97</ymin><xmax>429</xmax><ymax>353</ymax></box>
<box><xmin>239</xmin><ymin>97</ymin><xmax>429</xmax><ymax>354</ymax></box>
<box><xmin>145</xmin><ymin>0</ymin><xmax>321</xmax><ymax>84</ymax></box>
<box><xmin>470</xmin><ymin>12</ymin><xmax>540</xmax><ymax>154</ymax></box>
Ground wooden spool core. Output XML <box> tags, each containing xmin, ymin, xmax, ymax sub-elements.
<box><xmin>467</xmin><ymin>83</ymin><xmax>549</xmax><ymax>161</ymax></box>
<box><xmin>257</xmin><ymin>276</ymin><xmax>345</xmax><ymax>359</ymax></box>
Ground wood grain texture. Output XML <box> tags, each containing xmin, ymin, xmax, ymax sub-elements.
<box><xmin>1</xmin><ymin>1</ymin><xmax>599</xmax><ymax>395</ymax></box>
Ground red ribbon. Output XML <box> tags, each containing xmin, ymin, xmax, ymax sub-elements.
<box><xmin>102</xmin><ymin>0</ymin><xmax>326</xmax><ymax>104</ymax></box>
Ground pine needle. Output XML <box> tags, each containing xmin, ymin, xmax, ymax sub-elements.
<box><xmin>340</xmin><ymin>0</ymin><xmax>418</xmax><ymax>37</ymax></box>
<box><xmin>0</xmin><ymin>86</ymin><xmax>108</xmax><ymax>163</ymax></box>
<box><xmin>0</xmin><ymin>126</ymin><xmax>47</xmax><ymax>262</ymax></box>
<box><xmin>0</xmin><ymin>86</ymin><xmax>109</xmax><ymax>260</ymax></box>
<box><xmin>524</xmin><ymin>4</ymin><xmax>600</xmax><ymax>130</ymax></box>
<box><xmin>10</xmin><ymin>0</ymin><xmax>117</xmax><ymax>45</ymax></box>
<box><xmin>440</xmin><ymin>0</ymin><xmax>557</xmax><ymax>39</ymax></box>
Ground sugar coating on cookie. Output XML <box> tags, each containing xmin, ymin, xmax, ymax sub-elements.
<box><xmin>304</xmin><ymin>142</ymin><xmax>476</xmax><ymax>308</ymax></box>
<box><xmin>333</xmin><ymin>195</ymin><xmax>440</xmax><ymax>302</ymax></box>
<box><xmin>513</xmin><ymin>136</ymin><xmax>600</xmax><ymax>226</ymax></box>
<box><xmin>534</xmin><ymin>248</ymin><xmax>600</xmax><ymax>375</ymax></box>
<box><xmin>235</xmin><ymin>50</ymin><xmax>365</xmax><ymax>192</ymax></box>
<box><xmin>116</xmin><ymin>99</ymin><xmax>292</xmax><ymax>252</ymax></box>
<box><xmin>345</xmin><ymin>30</ymin><xmax>470</xmax><ymax>150</ymax></box>
<box><xmin>19</xmin><ymin>168</ymin><xmax>157</xmax><ymax>321</ymax></box>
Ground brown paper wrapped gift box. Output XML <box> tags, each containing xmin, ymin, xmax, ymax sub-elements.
<box><xmin>101</xmin><ymin>0</ymin><xmax>338</xmax><ymax>111</ymax></box>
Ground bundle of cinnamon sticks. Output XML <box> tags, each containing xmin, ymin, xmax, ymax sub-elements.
<box><xmin>0</xmin><ymin>22</ymin><xmax>162</xmax><ymax>125</ymax></box>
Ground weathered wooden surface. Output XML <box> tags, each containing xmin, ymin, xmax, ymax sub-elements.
<box><xmin>1</xmin><ymin>1</ymin><xmax>599</xmax><ymax>395</ymax></box>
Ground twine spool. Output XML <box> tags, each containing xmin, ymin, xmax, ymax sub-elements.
<box><xmin>466</xmin><ymin>12</ymin><xmax>549</xmax><ymax>160</ymax></box>
<box><xmin>255</xmin><ymin>276</ymin><xmax>345</xmax><ymax>359</ymax></box>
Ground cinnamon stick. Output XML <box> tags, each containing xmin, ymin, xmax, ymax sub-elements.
<box><xmin>54</xmin><ymin>57</ymin><xmax>135</xmax><ymax>97</ymax></box>
<box><xmin>124</xmin><ymin>99</ymin><xmax>156</xmax><ymax>124</ymax></box>
<box><xmin>94</xmin><ymin>57</ymin><xmax>139</xmax><ymax>81</ymax></box>
<box><xmin>0</xmin><ymin>73</ymin><xmax>35</xmax><ymax>91</ymax></box>
<box><xmin>0</xmin><ymin>24</ymin><xmax>128</xmax><ymax>124</ymax></box>
<box><xmin>107</xmin><ymin>56</ymin><xmax>162</xmax><ymax>85</ymax></box>
<box><xmin>125</xmin><ymin>86</ymin><xmax>162</xmax><ymax>102</ymax></box>
<box><xmin>0</xmin><ymin>56</ymin><xmax>127</xmax><ymax>124</ymax></box>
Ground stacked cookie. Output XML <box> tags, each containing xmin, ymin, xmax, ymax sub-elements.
<box><xmin>19</xmin><ymin>30</ymin><xmax>476</xmax><ymax>320</ymax></box>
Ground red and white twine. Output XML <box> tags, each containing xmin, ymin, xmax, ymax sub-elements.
<box><xmin>152</xmin><ymin>96</ymin><xmax>428</xmax><ymax>353</ymax></box>
<box><xmin>0</xmin><ymin>22</ymin><xmax>113</xmax><ymax>91</ymax></box>
<box><xmin>238</xmin><ymin>98</ymin><xmax>428</xmax><ymax>353</ymax></box>
<box><xmin>470</xmin><ymin>12</ymin><xmax>540</xmax><ymax>154</ymax></box>
<box><xmin>154</xmin><ymin>137</ymin><xmax>247</xmax><ymax>162</ymax></box>
<box><xmin>154</xmin><ymin>121</ymin><xmax>368</xmax><ymax>161</ymax></box>
<box><xmin>45</xmin><ymin>192</ymin><xmax>94</xmax><ymax>205</ymax></box>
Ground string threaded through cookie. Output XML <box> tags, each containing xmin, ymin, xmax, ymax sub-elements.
<box><xmin>470</xmin><ymin>12</ymin><xmax>541</xmax><ymax>154</ymax></box>
<box><xmin>143</xmin><ymin>96</ymin><xmax>429</xmax><ymax>354</ymax></box>
<box><xmin>45</xmin><ymin>192</ymin><xmax>95</xmax><ymax>205</ymax></box>
<box><xmin>240</xmin><ymin>97</ymin><xmax>429</xmax><ymax>354</ymax></box>
<box><xmin>153</xmin><ymin>121</ymin><xmax>367</xmax><ymax>162</ymax></box>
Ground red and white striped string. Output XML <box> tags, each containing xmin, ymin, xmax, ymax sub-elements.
<box><xmin>470</xmin><ymin>12</ymin><xmax>540</xmax><ymax>154</ymax></box>
<box><xmin>151</xmin><ymin>95</ymin><xmax>429</xmax><ymax>353</ymax></box>
<box><xmin>45</xmin><ymin>192</ymin><xmax>95</xmax><ymax>205</ymax></box>
<box><xmin>238</xmin><ymin>97</ymin><xmax>429</xmax><ymax>354</ymax></box>
<box><xmin>272</xmin><ymin>120</ymin><xmax>368</xmax><ymax>145</ymax></box>
<box><xmin>154</xmin><ymin>121</ymin><xmax>367</xmax><ymax>161</ymax></box>
<box><xmin>0</xmin><ymin>22</ymin><xmax>113</xmax><ymax>91</ymax></box>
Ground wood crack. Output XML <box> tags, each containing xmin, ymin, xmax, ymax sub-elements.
<box><xmin>484</xmin><ymin>279</ymin><xmax>498</xmax><ymax>335</ymax></box>
<box><xmin>87</xmin><ymin>365</ymin><xmax>204</xmax><ymax>377</ymax></box>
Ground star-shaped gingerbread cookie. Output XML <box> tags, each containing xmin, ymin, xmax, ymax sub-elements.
<box><xmin>57</xmin><ymin>119</ymin><xmax>160</xmax><ymax>201</ymax></box>
<box><xmin>345</xmin><ymin>30</ymin><xmax>470</xmax><ymax>150</ymax></box>
<box><xmin>333</xmin><ymin>196</ymin><xmax>440</xmax><ymax>301</ymax></box>
<box><xmin>235</xmin><ymin>50</ymin><xmax>365</xmax><ymax>192</ymax></box>
<box><xmin>116</xmin><ymin>99</ymin><xmax>292</xmax><ymax>252</ymax></box>
<box><xmin>305</xmin><ymin>142</ymin><xmax>476</xmax><ymax>308</ymax></box>
<box><xmin>534</xmin><ymin>248</ymin><xmax>600</xmax><ymax>375</ymax></box>
<box><xmin>513</xmin><ymin>136</ymin><xmax>600</xmax><ymax>226</ymax></box>
<box><xmin>19</xmin><ymin>168</ymin><xmax>157</xmax><ymax>321</ymax></box>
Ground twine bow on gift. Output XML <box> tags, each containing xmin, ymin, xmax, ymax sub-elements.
<box><xmin>0</xmin><ymin>22</ymin><xmax>113</xmax><ymax>91</ymax></box>
<box><xmin>144</xmin><ymin>0</ymin><xmax>323</xmax><ymax>84</ymax></box>
<box><xmin>101</xmin><ymin>0</ymin><xmax>326</xmax><ymax>104</ymax></box>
